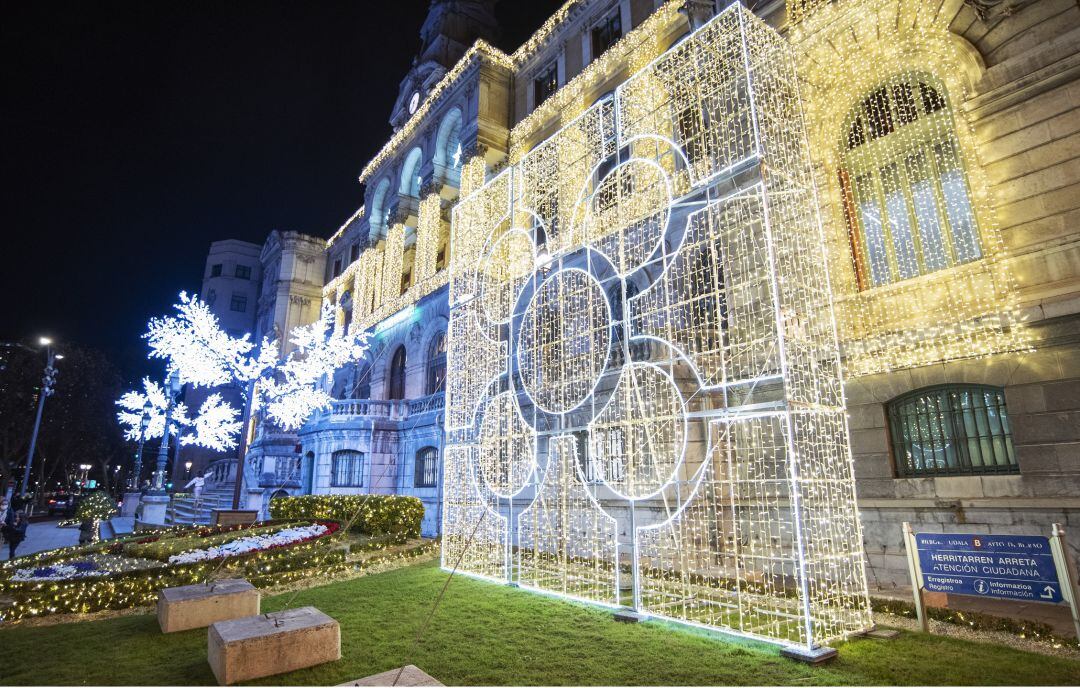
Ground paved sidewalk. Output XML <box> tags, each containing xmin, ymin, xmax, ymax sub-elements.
<box><xmin>1</xmin><ymin>519</ymin><xmax>79</xmax><ymax>561</ymax></box>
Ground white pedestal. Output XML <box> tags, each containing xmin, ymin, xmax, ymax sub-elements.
<box><xmin>139</xmin><ymin>494</ymin><xmax>170</xmax><ymax>525</ymax></box>
<box><xmin>121</xmin><ymin>492</ymin><xmax>141</xmax><ymax>517</ymax></box>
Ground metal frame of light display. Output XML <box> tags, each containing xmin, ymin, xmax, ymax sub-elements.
<box><xmin>442</xmin><ymin>5</ymin><xmax>872</xmax><ymax>653</ymax></box>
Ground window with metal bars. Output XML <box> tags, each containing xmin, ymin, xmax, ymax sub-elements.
<box><xmin>330</xmin><ymin>450</ymin><xmax>365</xmax><ymax>487</ymax></box>
<box><xmin>887</xmin><ymin>385</ymin><xmax>1017</xmax><ymax>477</ymax></box>
<box><xmin>415</xmin><ymin>447</ymin><xmax>438</xmax><ymax>488</ymax></box>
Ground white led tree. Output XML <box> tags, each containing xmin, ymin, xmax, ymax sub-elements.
<box><xmin>116</xmin><ymin>378</ymin><xmax>241</xmax><ymax>451</ymax></box>
<box><xmin>141</xmin><ymin>291</ymin><xmax>369</xmax><ymax>504</ymax></box>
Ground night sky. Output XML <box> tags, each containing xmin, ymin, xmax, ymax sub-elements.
<box><xmin>1</xmin><ymin>0</ymin><xmax>563</xmax><ymax>382</ymax></box>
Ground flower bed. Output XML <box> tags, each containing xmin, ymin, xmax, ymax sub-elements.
<box><xmin>0</xmin><ymin>519</ymin><xmax>346</xmax><ymax>623</ymax></box>
<box><xmin>269</xmin><ymin>494</ymin><xmax>423</xmax><ymax>542</ymax></box>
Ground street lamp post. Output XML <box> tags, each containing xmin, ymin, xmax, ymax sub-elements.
<box><xmin>130</xmin><ymin>399</ymin><xmax>152</xmax><ymax>490</ymax></box>
<box><xmin>20</xmin><ymin>338</ymin><xmax>61</xmax><ymax>498</ymax></box>
<box><xmin>150</xmin><ymin>369</ymin><xmax>182</xmax><ymax>495</ymax></box>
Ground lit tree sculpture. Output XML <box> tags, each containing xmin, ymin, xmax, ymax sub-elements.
<box><xmin>142</xmin><ymin>292</ymin><xmax>369</xmax><ymax>505</ymax></box>
<box><xmin>116</xmin><ymin>379</ymin><xmax>242</xmax><ymax>451</ymax></box>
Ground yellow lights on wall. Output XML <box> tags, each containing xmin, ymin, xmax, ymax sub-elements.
<box><xmin>789</xmin><ymin>0</ymin><xmax>1031</xmax><ymax>376</ymax></box>
<box><xmin>414</xmin><ymin>195</ymin><xmax>442</xmax><ymax>283</ymax></box>
<box><xmin>510</xmin><ymin>1</ymin><xmax>683</xmax><ymax>157</ymax></box>
<box><xmin>382</xmin><ymin>224</ymin><xmax>406</xmax><ymax>305</ymax></box>
<box><xmin>442</xmin><ymin>5</ymin><xmax>871</xmax><ymax>653</ymax></box>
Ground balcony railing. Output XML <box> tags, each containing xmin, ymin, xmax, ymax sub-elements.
<box><xmin>317</xmin><ymin>392</ymin><xmax>445</xmax><ymax>423</ymax></box>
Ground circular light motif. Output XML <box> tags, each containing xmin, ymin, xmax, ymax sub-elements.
<box><xmin>580</xmin><ymin>158</ymin><xmax>671</xmax><ymax>275</ymax></box>
<box><xmin>588</xmin><ymin>363</ymin><xmax>687</xmax><ymax>499</ymax></box>
<box><xmin>518</xmin><ymin>269</ymin><xmax>611</xmax><ymax>413</ymax></box>
<box><xmin>479</xmin><ymin>228</ymin><xmax>535</xmax><ymax>324</ymax></box>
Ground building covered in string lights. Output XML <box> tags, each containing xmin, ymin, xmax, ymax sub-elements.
<box><xmin>197</xmin><ymin>0</ymin><xmax>1079</xmax><ymax>596</ymax></box>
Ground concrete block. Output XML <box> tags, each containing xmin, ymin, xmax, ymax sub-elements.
<box><xmin>158</xmin><ymin>579</ymin><xmax>260</xmax><ymax>633</ymax></box>
<box><xmin>934</xmin><ymin>476</ymin><xmax>984</xmax><ymax>499</ymax></box>
<box><xmin>339</xmin><ymin>665</ymin><xmax>443</xmax><ymax>687</ymax></box>
<box><xmin>208</xmin><ymin>606</ymin><xmax>340</xmax><ymax>685</ymax></box>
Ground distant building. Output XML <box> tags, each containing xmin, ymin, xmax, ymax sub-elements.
<box><xmin>194</xmin><ymin>0</ymin><xmax>1080</xmax><ymax>587</ymax></box>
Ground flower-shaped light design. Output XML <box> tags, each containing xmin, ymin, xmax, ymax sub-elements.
<box><xmin>442</xmin><ymin>5</ymin><xmax>872</xmax><ymax>652</ymax></box>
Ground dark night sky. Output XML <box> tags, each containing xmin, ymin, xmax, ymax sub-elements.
<box><xmin>1</xmin><ymin>0</ymin><xmax>563</xmax><ymax>383</ymax></box>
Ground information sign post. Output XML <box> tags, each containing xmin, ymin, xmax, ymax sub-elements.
<box><xmin>903</xmin><ymin>522</ymin><xmax>1080</xmax><ymax>643</ymax></box>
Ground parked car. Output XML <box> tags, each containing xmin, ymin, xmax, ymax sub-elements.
<box><xmin>46</xmin><ymin>492</ymin><xmax>82</xmax><ymax>517</ymax></box>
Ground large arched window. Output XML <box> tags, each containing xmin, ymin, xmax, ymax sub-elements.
<box><xmin>400</xmin><ymin>147</ymin><xmax>423</xmax><ymax>198</ymax></box>
<box><xmin>369</xmin><ymin>178</ymin><xmax>391</xmax><ymax>241</ymax></box>
<box><xmin>426</xmin><ymin>331</ymin><xmax>447</xmax><ymax>395</ymax></box>
<box><xmin>415</xmin><ymin>447</ymin><xmax>438</xmax><ymax>488</ymax></box>
<box><xmin>331</xmin><ymin>450</ymin><xmax>365</xmax><ymax>487</ymax></box>
<box><xmin>839</xmin><ymin>73</ymin><xmax>982</xmax><ymax>289</ymax></box>
<box><xmin>352</xmin><ymin>360</ymin><xmax>371</xmax><ymax>400</ymax></box>
<box><xmin>435</xmin><ymin>108</ymin><xmax>463</xmax><ymax>170</ymax></box>
<box><xmin>887</xmin><ymin>384</ymin><xmax>1016</xmax><ymax>477</ymax></box>
<box><xmin>387</xmin><ymin>345</ymin><xmax>407</xmax><ymax>400</ymax></box>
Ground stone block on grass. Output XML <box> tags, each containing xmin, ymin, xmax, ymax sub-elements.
<box><xmin>339</xmin><ymin>665</ymin><xmax>444</xmax><ymax>686</ymax></box>
<box><xmin>158</xmin><ymin>579</ymin><xmax>260</xmax><ymax>633</ymax></box>
<box><xmin>208</xmin><ymin>606</ymin><xmax>340</xmax><ymax>685</ymax></box>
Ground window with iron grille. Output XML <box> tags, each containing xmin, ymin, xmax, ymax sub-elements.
<box><xmin>415</xmin><ymin>447</ymin><xmax>438</xmax><ymax>488</ymax></box>
<box><xmin>887</xmin><ymin>385</ymin><xmax>1017</xmax><ymax>477</ymax></box>
<box><xmin>331</xmin><ymin>450</ymin><xmax>365</xmax><ymax>487</ymax></box>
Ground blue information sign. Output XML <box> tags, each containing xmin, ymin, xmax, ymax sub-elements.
<box><xmin>914</xmin><ymin>532</ymin><xmax>1063</xmax><ymax>604</ymax></box>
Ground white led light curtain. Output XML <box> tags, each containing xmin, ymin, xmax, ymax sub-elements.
<box><xmin>443</xmin><ymin>4</ymin><xmax>872</xmax><ymax>650</ymax></box>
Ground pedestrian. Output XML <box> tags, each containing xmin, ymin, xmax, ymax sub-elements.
<box><xmin>184</xmin><ymin>472</ymin><xmax>207</xmax><ymax>505</ymax></box>
<box><xmin>78</xmin><ymin>518</ymin><xmax>96</xmax><ymax>545</ymax></box>
<box><xmin>0</xmin><ymin>497</ymin><xmax>12</xmax><ymax>552</ymax></box>
<box><xmin>4</xmin><ymin>510</ymin><xmax>29</xmax><ymax>560</ymax></box>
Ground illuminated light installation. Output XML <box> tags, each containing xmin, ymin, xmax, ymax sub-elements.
<box><xmin>789</xmin><ymin>0</ymin><xmax>1031</xmax><ymax>376</ymax></box>
<box><xmin>442</xmin><ymin>5</ymin><xmax>872</xmax><ymax>652</ymax></box>
<box><xmin>117</xmin><ymin>378</ymin><xmax>242</xmax><ymax>451</ymax></box>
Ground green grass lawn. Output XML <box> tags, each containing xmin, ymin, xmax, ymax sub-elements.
<box><xmin>1</xmin><ymin>560</ymin><xmax>1077</xmax><ymax>686</ymax></box>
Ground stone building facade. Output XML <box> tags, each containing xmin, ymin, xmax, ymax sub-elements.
<box><xmin>203</xmin><ymin>0</ymin><xmax>1079</xmax><ymax>586</ymax></box>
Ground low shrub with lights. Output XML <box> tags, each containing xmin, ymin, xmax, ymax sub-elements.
<box><xmin>0</xmin><ymin>519</ymin><xmax>345</xmax><ymax>622</ymax></box>
<box><xmin>269</xmin><ymin>494</ymin><xmax>424</xmax><ymax>543</ymax></box>
<box><xmin>75</xmin><ymin>490</ymin><xmax>118</xmax><ymax>522</ymax></box>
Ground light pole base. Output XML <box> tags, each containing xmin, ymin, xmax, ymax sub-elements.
<box><xmin>121</xmin><ymin>492</ymin><xmax>142</xmax><ymax>517</ymax></box>
<box><xmin>139</xmin><ymin>494</ymin><xmax>171</xmax><ymax>525</ymax></box>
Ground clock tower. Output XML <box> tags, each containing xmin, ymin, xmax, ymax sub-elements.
<box><xmin>388</xmin><ymin>0</ymin><xmax>499</xmax><ymax>131</ymax></box>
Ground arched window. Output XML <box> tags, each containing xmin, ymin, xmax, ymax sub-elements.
<box><xmin>426</xmin><ymin>331</ymin><xmax>447</xmax><ymax>394</ymax></box>
<box><xmin>387</xmin><ymin>345</ymin><xmax>407</xmax><ymax>400</ymax></box>
<box><xmin>352</xmin><ymin>361</ymin><xmax>371</xmax><ymax>399</ymax></box>
<box><xmin>435</xmin><ymin>108</ymin><xmax>463</xmax><ymax>170</ymax></box>
<box><xmin>839</xmin><ymin>73</ymin><xmax>982</xmax><ymax>289</ymax></box>
<box><xmin>415</xmin><ymin>447</ymin><xmax>438</xmax><ymax>488</ymax></box>
<box><xmin>369</xmin><ymin>178</ymin><xmax>391</xmax><ymax>241</ymax></box>
<box><xmin>400</xmin><ymin>147</ymin><xmax>423</xmax><ymax>197</ymax></box>
<box><xmin>887</xmin><ymin>384</ymin><xmax>1016</xmax><ymax>477</ymax></box>
<box><xmin>331</xmin><ymin>450</ymin><xmax>365</xmax><ymax>487</ymax></box>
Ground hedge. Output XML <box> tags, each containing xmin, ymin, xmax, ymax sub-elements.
<box><xmin>269</xmin><ymin>495</ymin><xmax>424</xmax><ymax>542</ymax></box>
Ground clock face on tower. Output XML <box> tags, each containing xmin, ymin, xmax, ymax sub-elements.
<box><xmin>408</xmin><ymin>91</ymin><xmax>420</xmax><ymax>114</ymax></box>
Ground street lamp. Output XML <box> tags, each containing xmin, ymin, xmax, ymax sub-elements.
<box><xmin>79</xmin><ymin>463</ymin><xmax>91</xmax><ymax>487</ymax></box>
<box><xmin>21</xmin><ymin>337</ymin><xmax>60</xmax><ymax>497</ymax></box>
<box><xmin>184</xmin><ymin>461</ymin><xmax>193</xmax><ymax>477</ymax></box>
<box><xmin>150</xmin><ymin>369</ymin><xmax>182</xmax><ymax>495</ymax></box>
<box><xmin>130</xmin><ymin>399</ymin><xmax>153</xmax><ymax>490</ymax></box>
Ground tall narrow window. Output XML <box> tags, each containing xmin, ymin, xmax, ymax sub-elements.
<box><xmin>352</xmin><ymin>361</ymin><xmax>371</xmax><ymax>400</ymax></box>
<box><xmin>533</xmin><ymin>62</ymin><xmax>558</xmax><ymax>109</ymax></box>
<box><xmin>839</xmin><ymin>73</ymin><xmax>982</xmax><ymax>289</ymax></box>
<box><xmin>415</xmin><ymin>447</ymin><xmax>438</xmax><ymax>488</ymax></box>
<box><xmin>426</xmin><ymin>331</ymin><xmax>447</xmax><ymax>394</ymax></box>
<box><xmin>388</xmin><ymin>345</ymin><xmax>407</xmax><ymax>400</ymax></box>
<box><xmin>331</xmin><ymin>450</ymin><xmax>365</xmax><ymax>487</ymax></box>
<box><xmin>591</xmin><ymin>8</ymin><xmax>622</xmax><ymax>58</ymax></box>
<box><xmin>887</xmin><ymin>385</ymin><xmax>1017</xmax><ymax>477</ymax></box>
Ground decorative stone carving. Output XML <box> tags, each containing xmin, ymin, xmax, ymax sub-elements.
<box><xmin>964</xmin><ymin>0</ymin><xmax>1036</xmax><ymax>20</ymax></box>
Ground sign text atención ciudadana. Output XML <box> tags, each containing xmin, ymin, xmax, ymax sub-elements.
<box><xmin>915</xmin><ymin>532</ymin><xmax>1063</xmax><ymax>603</ymax></box>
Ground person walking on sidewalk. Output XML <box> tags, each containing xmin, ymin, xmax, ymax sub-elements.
<box><xmin>3</xmin><ymin>510</ymin><xmax>29</xmax><ymax>559</ymax></box>
<box><xmin>0</xmin><ymin>497</ymin><xmax>12</xmax><ymax>553</ymax></box>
